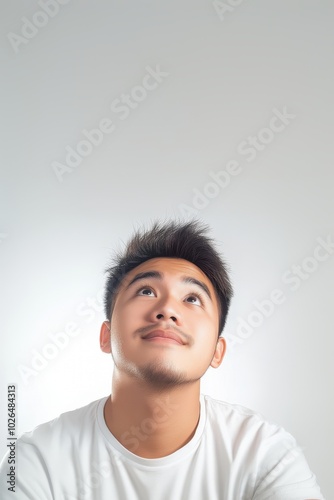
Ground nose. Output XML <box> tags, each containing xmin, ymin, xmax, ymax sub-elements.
<box><xmin>152</xmin><ymin>295</ymin><xmax>180</xmax><ymax>323</ymax></box>
<box><xmin>156</xmin><ymin>312</ymin><xmax>177</xmax><ymax>322</ymax></box>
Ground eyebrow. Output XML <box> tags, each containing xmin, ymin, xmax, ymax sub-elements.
<box><xmin>125</xmin><ymin>271</ymin><xmax>212</xmax><ymax>301</ymax></box>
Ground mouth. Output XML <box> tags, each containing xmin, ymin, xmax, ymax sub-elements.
<box><xmin>141</xmin><ymin>330</ymin><xmax>185</xmax><ymax>345</ymax></box>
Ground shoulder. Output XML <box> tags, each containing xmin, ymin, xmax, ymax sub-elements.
<box><xmin>202</xmin><ymin>394</ymin><xmax>296</xmax><ymax>448</ymax></box>
<box><xmin>203</xmin><ymin>393</ymin><xmax>276</xmax><ymax>425</ymax></box>
<box><xmin>201</xmin><ymin>397</ymin><xmax>324</xmax><ymax>498</ymax></box>
<box><xmin>17</xmin><ymin>396</ymin><xmax>107</xmax><ymax>449</ymax></box>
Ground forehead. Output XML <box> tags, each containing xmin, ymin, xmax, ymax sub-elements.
<box><xmin>122</xmin><ymin>257</ymin><xmax>215</xmax><ymax>291</ymax></box>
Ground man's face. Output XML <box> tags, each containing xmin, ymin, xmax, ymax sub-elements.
<box><xmin>100</xmin><ymin>257</ymin><xmax>226</xmax><ymax>388</ymax></box>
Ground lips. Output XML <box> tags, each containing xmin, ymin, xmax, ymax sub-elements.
<box><xmin>142</xmin><ymin>330</ymin><xmax>185</xmax><ymax>345</ymax></box>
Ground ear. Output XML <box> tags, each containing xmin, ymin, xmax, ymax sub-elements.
<box><xmin>210</xmin><ymin>337</ymin><xmax>226</xmax><ymax>368</ymax></box>
<box><xmin>100</xmin><ymin>321</ymin><xmax>111</xmax><ymax>353</ymax></box>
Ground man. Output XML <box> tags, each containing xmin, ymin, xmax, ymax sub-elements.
<box><xmin>0</xmin><ymin>220</ymin><xmax>324</xmax><ymax>499</ymax></box>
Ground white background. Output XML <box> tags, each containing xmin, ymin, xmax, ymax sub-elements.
<box><xmin>1</xmin><ymin>1</ymin><xmax>333</xmax><ymax>498</ymax></box>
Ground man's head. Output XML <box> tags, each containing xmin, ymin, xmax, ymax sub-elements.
<box><xmin>103</xmin><ymin>219</ymin><xmax>233</xmax><ymax>337</ymax></box>
<box><xmin>101</xmin><ymin>220</ymin><xmax>233</xmax><ymax>389</ymax></box>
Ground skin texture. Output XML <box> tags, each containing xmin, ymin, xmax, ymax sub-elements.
<box><xmin>100</xmin><ymin>257</ymin><xmax>226</xmax><ymax>458</ymax></box>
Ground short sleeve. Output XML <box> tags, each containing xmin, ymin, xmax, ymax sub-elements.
<box><xmin>252</xmin><ymin>429</ymin><xmax>324</xmax><ymax>500</ymax></box>
<box><xmin>0</xmin><ymin>439</ymin><xmax>53</xmax><ymax>500</ymax></box>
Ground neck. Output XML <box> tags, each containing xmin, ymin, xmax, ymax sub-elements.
<box><xmin>103</xmin><ymin>369</ymin><xmax>201</xmax><ymax>458</ymax></box>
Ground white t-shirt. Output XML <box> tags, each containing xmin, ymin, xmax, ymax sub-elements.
<box><xmin>0</xmin><ymin>394</ymin><xmax>324</xmax><ymax>500</ymax></box>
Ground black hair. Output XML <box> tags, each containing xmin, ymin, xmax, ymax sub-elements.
<box><xmin>104</xmin><ymin>219</ymin><xmax>233</xmax><ymax>336</ymax></box>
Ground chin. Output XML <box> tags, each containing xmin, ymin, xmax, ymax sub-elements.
<box><xmin>137</xmin><ymin>361</ymin><xmax>197</xmax><ymax>389</ymax></box>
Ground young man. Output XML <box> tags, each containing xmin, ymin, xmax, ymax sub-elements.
<box><xmin>0</xmin><ymin>220</ymin><xmax>324</xmax><ymax>499</ymax></box>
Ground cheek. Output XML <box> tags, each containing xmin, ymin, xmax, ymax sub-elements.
<box><xmin>192</xmin><ymin>309</ymin><xmax>217</xmax><ymax>332</ymax></box>
<box><xmin>192</xmin><ymin>316</ymin><xmax>219</xmax><ymax>348</ymax></box>
<box><xmin>110</xmin><ymin>300</ymin><xmax>142</xmax><ymax>339</ymax></box>
<box><xmin>109</xmin><ymin>316</ymin><xmax>132</xmax><ymax>360</ymax></box>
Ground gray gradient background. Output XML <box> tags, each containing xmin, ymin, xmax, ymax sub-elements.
<box><xmin>1</xmin><ymin>0</ymin><xmax>333</xmax><ymax>497</ymax></box>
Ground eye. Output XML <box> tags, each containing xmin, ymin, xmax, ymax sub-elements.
<box><xmin>136</xmin><ymin>285</ymin><xmax>156</xmax><ymax>297</ymax></box>
<box><xmin>185</xmin><ymin>292</ymin><xmax>204</xmax><ymax>306</ymax></box>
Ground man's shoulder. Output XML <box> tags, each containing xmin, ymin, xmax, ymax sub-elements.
<box><xmin>18</xmin><ymin>396</ymin><xmax>107</xmax><ymax>446</ymax></box>
<box><xmin>202</xmin><ymin>394</ymin><xmax>292</xmax><ymax>442</ymax></box>
<box><xmin>203</xmin><ymin>393</ymin><xmax>270</xmax><ymax>420</ymax></box>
